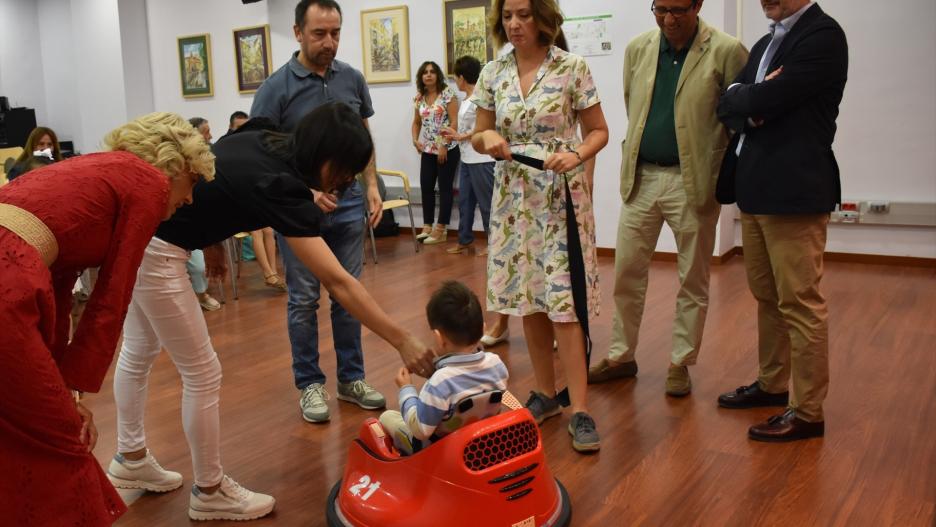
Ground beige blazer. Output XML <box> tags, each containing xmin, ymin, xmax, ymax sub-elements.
<box><xmin>620</xmin><ymin>19</ymin><xmax>748</xmax><ymax>213</ymax></box>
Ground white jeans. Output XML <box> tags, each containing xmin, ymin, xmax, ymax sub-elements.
<box><xmin>114</xmin><ymin>237</ymin><xmax>224</xmax><ymax>487</ymax></box>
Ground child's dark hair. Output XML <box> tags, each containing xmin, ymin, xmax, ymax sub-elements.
<box><xmin>426</xmin><ymin>281</ymin><xmax>484</xmax><ymax>347</ymax></box>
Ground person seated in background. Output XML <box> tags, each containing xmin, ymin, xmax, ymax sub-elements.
<box><xmin>186</xmin><ymin>249</ymin><xmax>221</xmax><ymax>311</ymax></box>
<box><xmin>185</xmin><ymin>117</ymin><xmax>222</xmax><ymax>310</ymax></box>
<box><xmin>228</xmin><ymin>111</ymin><xmax>248</xmax><ymax>134</ymax></box>
<box><xmin>216</xmin><ymin>111</ymin><xmax>286</xmax><ymax>291</ymax></box>
<box><xmin>189</xmin><ymin>117</ymin><xmax>212</xmax><ymax>143</ymax></box>
<box><xmin>380</xmin><ymin>281</ymin><xmax>508</xmax><ymax>455</ymax></box>
<box><xmin>7</xmin><ymin>126</ymin><xmax>63</xmax><ymax>181</ymax></box>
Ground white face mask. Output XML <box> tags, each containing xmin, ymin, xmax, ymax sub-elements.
<box><xmin>33</xmin><ymin>148</ymin><xmax>53</xmax><ymax>159</ymax></box>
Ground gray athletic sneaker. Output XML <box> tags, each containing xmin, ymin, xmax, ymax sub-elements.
<box><xmin>337</xmin><ymin>379</ymin><xmax>386</xmax><ymax>410</ymax></box>
<box><xmin>524</xmin><ymin>391</ymin><xmax>562</xmax><ymax>425</ymax></box>
<box><xmin>568</xmin><ymin>412</ymin><xmax>600</xmax><ymax>453</ymax></box>
<box><xmin>299</xmin><ymin>383</ymin><xmax>330</xmax><ymax>423</ymax></box>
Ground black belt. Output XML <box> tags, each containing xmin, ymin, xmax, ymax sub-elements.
<box><xmin>639</xmin><ymin>158</ymin><xmax>680</xmax><ymax>168</ymax></box>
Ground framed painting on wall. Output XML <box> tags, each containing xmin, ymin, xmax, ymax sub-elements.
<box><xmin>233</xmin><ymin>24</ymin><xmax>273</xmax><ymax>93</ymax></box>
<box><xmin>443</xmin><ymin>0</ymin><xmax>494</xmax><ymax>76</ymax></box>
<box><xmin>177</xmin><ymin>33</ymin><xmax>213</xmax><ymax>98</ymax></box>
<box><xmin>360</xmin><ymin>5</ymin><xmax>410</xmax><ymax>84</ymax></box>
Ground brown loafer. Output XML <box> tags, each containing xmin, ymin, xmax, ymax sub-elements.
<box><xmin>748</xmin><ymin>409</ymin><xmax>824</xmax><ymax>442</ymax></box>
<box><xmin>718</xmin><ymin>381</ymin><xmax>788</xmax><ymax>409</ymax></box>
<box><xmin>665</xmin><ymin>365</ymin><xmax>691</xmax><ymax>397</ymax></box>
<box><xmin>587</xmin><ymin>358</ymin><xmax>638</xmax><ymax>384</ymax></box>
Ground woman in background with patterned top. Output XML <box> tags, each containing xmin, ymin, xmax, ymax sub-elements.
<box><xmin>470</xmin><ymin>0</ymin><xmax>608</xmax><ymax>453</ymax></box>
<box><xmin>411</xmin><ymin>60</ymin><xmax>460</xmax><ymax>245</ymax></box>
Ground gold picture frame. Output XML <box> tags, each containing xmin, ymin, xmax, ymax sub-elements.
<box><xmin>443</xmin><ymin>0</ymin><xmax>494</xmax><ymax>77</ymax></box>
<box><xmin>177</xmin><ymin>33</ymin><xmax>213</xmax><ymax>98</ymax></box>
<box><xmin>360</xmin><ymin>5</ymin><xmax>411</xmax><ymax>84</ymax></box>
<box><xmin>233</xmin><ymin>24</ymin><xmax>273</xmax><ymax>94</ymax></box>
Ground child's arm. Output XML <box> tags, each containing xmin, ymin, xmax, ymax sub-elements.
<box><xmin>400</xmin><ymin>376</ymin><xmax>450</xmax><ymax>441</ymax></box>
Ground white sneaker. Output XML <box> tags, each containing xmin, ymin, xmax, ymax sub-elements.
<box><xmin>189</xmin><ymin>475</ymin><xmax>275</xmax><ymax>521</ymax></box>
<box><xmin>107</xmin><ymin>450</ymin><xmax>183</xmax><ymax>493</ymax></box>
<box><xmin>199</xmin><ymin>293</ymin><xmax>221</xmax><ymax>311</ymax></box>
<box><xmin>480</xmin><ymin>327</ymin><xmax>509</xmax><ymax>347</ymax></box>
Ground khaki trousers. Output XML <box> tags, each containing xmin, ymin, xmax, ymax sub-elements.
<box><xmin>741</xmin><ymin>212</ymin><xmax>830</xmax><ymax>422</ymax></box>
<box><xmin>610</xmin><ymin>163</ymin><xmax>719</xmax><ymax>366</ymax></box>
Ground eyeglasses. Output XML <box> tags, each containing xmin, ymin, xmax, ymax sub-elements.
<box><xmin>651</xmin><ymin>1</ymin><xmax>698</xmax><ymax>18</ymax></box>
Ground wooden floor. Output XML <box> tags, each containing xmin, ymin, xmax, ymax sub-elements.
<box><xmin>87</xmin><ymin>236</ymin><xmax>936</xmax><ymax>526</ymax></box>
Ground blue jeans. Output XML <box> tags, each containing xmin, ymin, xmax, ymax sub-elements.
<box><xmin>185</xmin><ymin>250</ymin><xmax>208</xmax><ymax>294</ymax></box>
<box><xmin>456</xmin><ymin>161</ymin><xmax>496</xmax><ymax>245</ymax></box>
<box><xmin>277</xmin><ymin>181</ymin><xmax>366</xmax><ymax>389</ymax></box>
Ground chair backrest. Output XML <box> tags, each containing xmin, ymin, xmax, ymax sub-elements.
<box><xmin>0</xmin><ymin>147</ymin><xmax>24</xmax><ymax>185</ymax></box>
<box><xmin>434</xmin><ymin>390</ymin><xmax>503</xmax><ymax>438</ymax></box>
<box><xmin>377</xmin><ymin>169</ymin><xmax>411</xmax><ymax>194</ymax></box>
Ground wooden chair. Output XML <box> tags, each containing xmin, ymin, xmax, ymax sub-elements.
<box><xmin>0</xmin><ymin>147</ymin><xmax>24</xmax><ymax>186</ymax></box>
<box><xmin>366</xmin><ymin>169</ymin><xmax>420</xmax><ymax>264</ymax></box>
<box><xmin>216</xmin><ymin>232</ymin><xmax>250</xmax><ymax>302</ymax></box>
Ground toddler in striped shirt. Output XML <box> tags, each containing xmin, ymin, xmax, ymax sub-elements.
<box><xmin>379</xmin><ymin>281</ymin><xmax>509</xmax><ymax>455</ymax></box>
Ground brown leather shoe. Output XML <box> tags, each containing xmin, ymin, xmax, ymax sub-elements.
<box><xmin>665</xmin><ymin>365</ymin><xmax>691</xmax><ymax>397</ymax></box>
<box><xmin>748</xmin><ymin>409</ymin><xmax>824</xmax><ymax>442</ymax></box>
<box><xmin>718</xmin><ymin>381</ymin><xmax>789</xmax><ymax>409</ymax></box>
<box><xmin>587</xmin><ymin>358</ymin><xmax>638</xmax><ymax>384</ymax></box>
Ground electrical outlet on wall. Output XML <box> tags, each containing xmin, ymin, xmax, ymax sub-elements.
<box><xmin>867</xmin><ymin>200</ymin><xmax>890</xmax><ymax>214</ymax></box>
<box><xmin>840</xmin><ymin>200</ymin><xmax>859</xmax><ymax>212</ymax></box>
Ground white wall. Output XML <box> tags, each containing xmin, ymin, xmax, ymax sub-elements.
<box><xmin>3</xmin><ymin>0</ymin><xmax>128</xmax><ymax>153</ymax></box>
<box><xmin>145</xmin><ymin>0</ymin><xmax>269</xmax><ymax>138</ymax></box>
<box><xmin>740</xmin><ymin>0</ymin><xmax>936</xmax><ymax>204</ymax></box>
<box><xmin>37</xmin><ymin>0</ymin><xmax>81</xmax><ymax>146</ymax></box>
<box><xmin>0</xmin><ymin>0</ymin><xmax>49</xmax><ymax>124</ymax></box>
<box><xmin>314</xmin><ymin>0</ymin><xmax>730</xmax><ymax>252</ymax></box>
<box><xmin>70</xmin><ymin>0</ymin><xmax>128</xmax><ymax>152</ymax></box>
<box><xmin>737</xmin><ymin>0</ymin><xmax>936</xmax><ymax>258</ymax></box>
<box><xmin>118</xmin><ymin>0</ymin><xmax>155</xmax><ymax>120</ymax></box>
<box><xmin>4</xmin><ymin>0</ymin><xmax>932</xmax><ymax>257</ymax></box>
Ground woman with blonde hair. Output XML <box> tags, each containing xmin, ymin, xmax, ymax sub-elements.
<box><xmin>107</xmin><ymin>103</ymin><xmax>434</xmax><ymax>521</ymax></box>
<box><xmin>6</xmin><ymin>125</ymin><xmax>63</xmax><ymax>181</ymax></box>
<box><xmin>0</xmin><ymin>112</ymin><xmax>213</xmax><ymax>525</ymax></box>
<box><xmin>471</xmin><ymin>0</ymin><xmax>609</xmax><ymax>452</ymax></box>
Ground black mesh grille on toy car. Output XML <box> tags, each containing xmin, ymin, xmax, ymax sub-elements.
<box><xmin>463</xmin><ymin>420</ymin><xmax>539</xmax><ymax>472</ymax></box>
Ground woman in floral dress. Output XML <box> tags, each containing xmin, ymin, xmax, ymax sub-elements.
<box><xmin>471</xmin><ymin>0</ymin><xmax>608</xmax><ymax>452</ymax></box>
<box><xmin>411</xmin><ymin>61</ymin><xmax>460</xmax><ymax>245</ymax></box>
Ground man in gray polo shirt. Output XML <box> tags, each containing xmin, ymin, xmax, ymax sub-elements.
<box><xmin>250</xmin><ymin>0</ymin><xmax>386</xmax><ymax>424</ymax></box>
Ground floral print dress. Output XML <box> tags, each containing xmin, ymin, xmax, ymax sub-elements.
<box><xmin>470</xmin><ymin>47</ymin><xmax>600</xmax><ymax>322</ymax></box>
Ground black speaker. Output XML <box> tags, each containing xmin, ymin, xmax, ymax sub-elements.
<box><xmin>0</xmin><ymin>107</ymin><xmax>36</xmax><ymax>148</ymax></box>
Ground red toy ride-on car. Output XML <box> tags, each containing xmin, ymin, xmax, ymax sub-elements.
<box><xmin>326</xmin><ymin>391</ymin><xmax>572</xmax><ymax>527</ymax></box>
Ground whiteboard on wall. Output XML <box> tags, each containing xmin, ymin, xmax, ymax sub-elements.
<box><xmin>739</xmin><ymin>0</ymin><xmax>936</xmax><ymax>203</ymax></box>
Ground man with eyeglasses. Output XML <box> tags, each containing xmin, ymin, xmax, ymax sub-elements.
<box><xmin>715</xmin><ymin>0</ymin><xmax>848</xmax><ymax>442</ymax></box>
<box><xmin>588</xmin><ymin>0</ymin><xmax>747</xmax><ymax>397</ymax></box>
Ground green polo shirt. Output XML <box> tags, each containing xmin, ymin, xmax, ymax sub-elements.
<box><xmin>638</xmin><ymin>31</ymin><xmax>697</xmax><ymax>166</ymax></box>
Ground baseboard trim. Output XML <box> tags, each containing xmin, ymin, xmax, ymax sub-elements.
<box><xmin>597</xmin><ymin>247</ymin><xmax>933</xmax><ymax>267</ymax></box>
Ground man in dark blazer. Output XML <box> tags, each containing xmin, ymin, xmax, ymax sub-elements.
<box><xmin>714</xmin><ymin>0</ymin><xmax>848</xmax><ymax>442</ymax></box>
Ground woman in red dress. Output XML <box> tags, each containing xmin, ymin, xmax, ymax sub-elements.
<box><xmin>0</xmin><ymin>112</ymin><xmax>214</xmax><ymax>526</ymax></box>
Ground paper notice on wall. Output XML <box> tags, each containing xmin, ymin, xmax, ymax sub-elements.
<box><xmin>562</xmin><ymin>14</ymin><xmax>613</xmax><ymax>56</ymax></box>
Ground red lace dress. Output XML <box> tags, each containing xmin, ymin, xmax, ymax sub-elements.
<box><xmin>0</xmin><ymin>151</ymin><xmax>169</xmax><ymax>526</ymax></box>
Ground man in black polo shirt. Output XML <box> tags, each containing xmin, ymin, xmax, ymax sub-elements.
<box><xmin>250</xmin><ymin>0</ymin><xmax>386</xmax><ymax>424</ymax></box>
<box><xmin>588</xmin><ymin>0</ymin><xmax>747</xmax><ymax>396</ymax></box>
